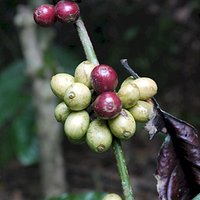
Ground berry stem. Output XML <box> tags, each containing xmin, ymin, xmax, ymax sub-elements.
<box><xmin>74</xmin><ymin>15</ymin><xmax>134</xmax><ymax>199</ymax></box>
<box><xmin>75</xmin><ymin>16</ymin><xmax>99</xmax><ymax>66</ymax></box>
<box><xmin>112</xmin><ymin>139</ymin><xmax>135</xmax><ymax>200</ymax></box>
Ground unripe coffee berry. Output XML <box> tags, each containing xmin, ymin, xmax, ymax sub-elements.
<box><xmin>117</xmin><ymin>83</ymin><xmax>140</xmax><ymax>109</ymax></box>
<box><xmin>50</xmin><ymin>73</ymin><xmax>74</xmax><ymax>99</ymax></box>
<box><xmin>64</xmin><ymin>82</ymin><xmax>91</xmax><ymax>111</ymax></box>
<box><xmin>102</xmin><ymin>193</ymin><xmax>122</xmax><ymax>200</ymax></box>
<box><xmin>54</xmin><ymin>102</ymin><xmax>71</xmax><ymax>123</ymax></box>
<box><xmin>74</xmin><ymin>60</ymin><xmax>96</xmax><ymax>89</ymax></box>
<box><xmin>108</xmin><ymin>109</ymin><xmax>136</xmax><ymax>140</ymax></box>
<box><xmin>34</xmin><ymin>4</ymin><xmax>57</xmax><ymax>27</ymax></box>
<box><xmin>132</xmin><ymin>77</ymin><xmax>158</xmax><ymax>100</ymax></box>
<box><xmin>93</xmin><ymin>92</ymin><xmax>122</xmax><ymax>119</ymax></box>
<box><xmin>128</xmin><ymin>100</ymin><xmax>154</xmax><ymax>122</ymax></box>
<box><xmin>55</xmin><ymin>1</ymin><xmax>80</xmax><ymax>24</ymax></box>
<box><xmin>90</xmin><ymin>64</ymin><xmax>118</xmax><ymax>93</ymax></box>
<box><xmin>86</xmin><ymin>119</ymin><xmax>113</xmax><ymax>153</ymax></box>
<box><xmin>120</xmin><ymin>76</ymin><xmax>135</xmax><ymax>88</ymax></box>
<box><xmin>64</xmin><ymin>110</ymin><xmax>89</xmax><ymax>140</ymax></box>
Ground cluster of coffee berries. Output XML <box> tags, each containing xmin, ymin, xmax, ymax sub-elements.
<box><xmin>51</xmin><ymin>60</ymin><xmax>157</xmax><ymax>153</ymax></box>
<box><xmin>33</xmin><ymin>0</ymin><xmax>80</xmax><ymax>27</ymax></box>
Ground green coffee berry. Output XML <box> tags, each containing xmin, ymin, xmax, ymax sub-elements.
<box><xmin>128</xmin><ymin>100</ymin><xmax>154</xmax><ymax>122</ymax></box>
<box><xmin>67</xmin><ymin>135</ymin><xmax>86</xmax><ymax>145</ymax></box>
<box><xmin>108</xmin><ymin>109</ymin><xmax>136</xmax><ymax>140</ymax></box>
<box><xmin>102</xmin><ymin>193</ymin><xmax>122</xmax><ymax>200</ymax></box>
<box><xmin>117</xmin><ymin>83</ymin><xmax>140</xmax><ymax>108</ymax></box>
<box><xmin>54</xmin><ymin>102</ymin><xmax>71</xmax><ymax>123</ymax></box>
<box><xmin>50</xmin><ymin>73</ymin><xmax>74</xmax><ymax>99</ymax></box>
<box><xmin>132</xmin><ymin>77</ymin><xmax>157</xmax><ymax>100</ymax></box>
<box><xmin>74</xmin><ymin>60</ymin><xmax>96</xmax><ymax>88</ymax></box>
<box><xmin>120</xmin><ymin>76</ymin><xmax>135</xmax><ymax>88</ymax></box>
<box><xmin>86</xmin><ymin>119</ymin><xmax>113</xmax><ymax>153</ymax></box>
<box><xmin>64</xmin><ymin>110</ymin><xmax>89</xmax><ymax>140</ymax></box>
<box><xmin>64</xmin><ymin>82</ymin><xmax>91</xmax><ymax>111</ymax></box>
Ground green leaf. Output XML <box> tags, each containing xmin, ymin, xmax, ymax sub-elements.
<box><xmin>45</xmin><ymin>191</ymin><xmax>107</xmax><ymax>200</ymax></box>
<box><xmin>193</xmin><ymin>194</ymin><xmax>200</xmax><ymax>200</ymax></box>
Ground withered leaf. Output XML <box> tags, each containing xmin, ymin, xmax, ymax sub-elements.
<box><xmin>149</xmin><ymin>107</ymin><xmax>200</xmax><ymax>199</ymax></box>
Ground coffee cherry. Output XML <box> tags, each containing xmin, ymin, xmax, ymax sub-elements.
<box><xmin>108</xmin><ymin>109</ymin><xmax>136</xmax><ymax>140</ymax></box>
<box><xmin>128</xmin><ymin>100</ymin><xmax>154</xmax><ymax>122</ymax></box>
<box><xmin>74</xmin><ymin>60</ymin><xmax>96</xmax><ymax>89</ymax></box>
<box><xmin>90</xmin><ymin>65</ymin><xmax>118</xmax><ymax>93</ymax></box>
<box><xmin>102</xmin><ymin>193</ymin><xmax>122</xmax><ymax>200</ymax></box>
<box><xmin>93</xmin><ymin>92</ymin><xmax>122</xmax><ymax>119</ymax></box>
<box><xmin>50</xmin><ymin>73</ymin><xmax>74</xmax><ymax>99</ymax></box>
<box><xmin>33</xmin><ymin>4</ymin><xmax>57</xmax><ymax>27</ymax></box>
<box><xmin>54</xmin><ymin>102</ymin><xmax>71</xmax><ymax>123</ymax></box>
<box><xmin>86</xmin><ymin>119</ymin><xmax>113</xmax><ymax>153</ymax></box>
<box><xmin>120</xmin><ymin>76</ymin><xmax>135</xmax><ymax>88</ymax></box>
<box><xmin>117</xmin><ymin>83</ymin><xmax>140</xmax><ymax>109</ymax></box>
<box><xmin>64</xmin><ymin>82</ymin><xmax>91</xmax><ymax>111</ymax></box>
<box><xmin>132</xmin><ymin>77</ymin><xmax>157</xmax><ymax>100</ymax></box>
<box><xmin>64</xmin><ymin>110</ymin><xmax>89</xmax><ymax>140</ymax></box>
<box><xmin>68</xmin><ymin>135</ymin><xmax>86</xmax><ymax>145</ymax></box>
<box><xmin>55</xmin><ymin>0</ymin><xmax>80</xmax><ymax>24</ymax></box>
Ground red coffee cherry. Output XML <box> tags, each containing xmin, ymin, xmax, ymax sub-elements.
<box><xmin>93</xmin><ymin>92</ymin><xmax>122</xmax><ymax>119</ymax></box>
<box><xmin>55</xmin><ymin>1</ymin><xmax>80</xmax><ymax>24</ymax></box>
<box><xmin>34</xmin><ymin>4</ymin><xmax>57</xmax><ymax>27</ymax></box>
<box><xmin>90</xmin><ymin>65</ymin><xmax>118</xmax><ymax>93</ymax></box>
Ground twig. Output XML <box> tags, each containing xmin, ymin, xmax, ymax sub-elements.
<box><xmin>112</xmin><ymin>139</ymin><xmax>135</xmax><ymax>200</ymax></box>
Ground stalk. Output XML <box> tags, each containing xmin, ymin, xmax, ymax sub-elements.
<box><xmin>75</xmin><ymin>17</ymin><xmax>99</xmax><ymax>66</ymax></box>
<box><xmin>112</xmin><ymin>139</ymin><xmax>135</xmax><ymax>200</ymax></box>
<box><xmin>75</xmin><ymin>16</ymin><xmax>134</xmax><ymax>200</ymax></box>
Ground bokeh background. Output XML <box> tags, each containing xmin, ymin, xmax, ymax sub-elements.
<box><xmin>0</xmin><ymin>0</ymin><xmax>200</xmax><ymax>200</ymax></box>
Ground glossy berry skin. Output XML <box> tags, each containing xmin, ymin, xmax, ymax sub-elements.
<box><xmin>91</xmin><ymin>65</ymin><xmax>118</xmax><ymax>93</ymax></box>
<box><xmin>93</xmin><ymin>92</ymin><xmax>122</xmax><ymax>119</ymax></box>
<box><xmin>34</xmin><ymin>4</ymin><xmax>56</xmax><ymax>27</ymax></box>
<box><xmin>55</xmin><ymin>1</ymin><xmax>80</xmax><ymax>24</ymax></box>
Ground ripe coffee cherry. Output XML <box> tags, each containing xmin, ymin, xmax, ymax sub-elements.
<box><xmin>128</xmin><ymin>100</ymin><xmax>154</xmax><ymax>122</ymax></box>
<box><xmin>132</xmin><ymin>77</ymin><xmax>158</xmax><ymax>100</ymax></box>
<box><xmin>33</xmin><ymin>4</ymin><xmax>57</xmax><ymax>27</ymax></box>
<box><xmin>54</xmin><ymin>102</ymin><xmax>71</xmax><ymax>123</ymax></box>
<box><xmin>86</xmin><ymin>119</ymin><xmax>113</xmax><ymax>153</ymax></box>
<box><xmin>90</xmin><ymin>65</ymin><xmax>118</xmax><ymax>93</ymax></box>
<box><xmin>64</xmin><ymin>82</ymin><xmax>91</xmax><ymax>111</ymax></box>
<box><xmin>50</xmin><ymin>73</ymin><xmax>74</xmax><ymax>99</ymax></box>
<box><xmin>108</xmin><ymin>109</ymin><xmax>136</xmax><ymax>140</ymax></box>
<box><xmin>102</xmin><ymin>193</ymin><xmax>122</xmax><ymax>200</ymax></box>
<box><xmin>117</xmin><ymin>83</ymin><xmax>140</xmax><ymax>109</ymax></box>
<box><xmin>93</xmin><ymin>92</ymin><xmax>122</xmax><ymax>119</ymax></box>
<box><xmin>64</xmin><ymin>110</ymin><xmax>89</xmax><ymax>140</ymax></box>
<box><xmin>55</xmin><ymin>1</ymin><xmax>80</xmax><ymax>24</ymax></box>
<box><xmin>74</xmin><ymin>60</ymin><xmax>96</xmax><ymax>89</ymax></box>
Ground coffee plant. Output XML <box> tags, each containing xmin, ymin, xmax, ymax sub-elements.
<box><xmin>34</xmin><ymin>1</ymin><xmax>200</xmax><ymax>199</ymax></box>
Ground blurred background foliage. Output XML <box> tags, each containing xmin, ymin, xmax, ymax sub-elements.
<box><xmin>0</xmin><ymin>0</ymin><xmax>200</xmax><ymax>199</ymax></box>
